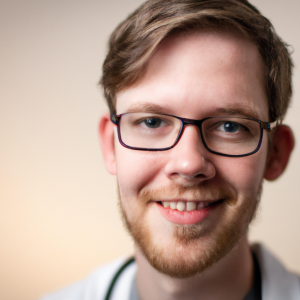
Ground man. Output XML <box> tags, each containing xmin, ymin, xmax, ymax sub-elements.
<box><xmin>42</xmin><ymin>0</ymin><xmax>299</xmax><ymax>299</ymax></box>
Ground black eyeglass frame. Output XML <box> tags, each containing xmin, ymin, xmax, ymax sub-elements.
<box><xmin>111</xmin><ymin>113</ymin><xmax>278</xmax><ymax>157</ymax></box>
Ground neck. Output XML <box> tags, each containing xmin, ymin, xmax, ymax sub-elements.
<box><xmin>135</xmin><ymin>235</ymin><xmax>254</xmax><ymax>300</ymax></box>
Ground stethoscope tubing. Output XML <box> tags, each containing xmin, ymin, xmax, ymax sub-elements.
<box><xmin>104</xmin><ymin>257</ymin><xmax>135</xmax><ymax>300</ymax></box>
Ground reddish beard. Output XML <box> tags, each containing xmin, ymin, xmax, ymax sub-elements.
<box><xmin>118</xmin><ymin>182</ymin><xmax>261</xmax><ymax>278</ymax></box>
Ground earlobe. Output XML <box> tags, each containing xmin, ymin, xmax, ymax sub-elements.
<box><xmin>264</xmin><ymin>125</ymin><xmax>295</xmax><ymax>181</ymax></box>
<box><xmin>98</xmin><ymin>112</ymin><xmax>117</xmax><ymax>175</ymax></box>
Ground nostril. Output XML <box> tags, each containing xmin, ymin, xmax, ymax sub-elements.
<box><xmin>194</xmin><ymin>174</ymin><xmax>207</xmax><ymax>179</ymax></box>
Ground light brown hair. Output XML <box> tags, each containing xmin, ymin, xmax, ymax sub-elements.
<box><xmin>100</xmin><ymin>0</ymin><xmax>293</xmax><ymax>122</ymax></box>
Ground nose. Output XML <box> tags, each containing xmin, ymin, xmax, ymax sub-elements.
<box><xmin>164</xmin><ymin>125</ymin><xmax>216</xmax><ymax>183</ymax></box>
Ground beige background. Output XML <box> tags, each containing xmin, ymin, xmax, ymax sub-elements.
<box><xmin>1</xmin><ymin>1</ymin><xmax>300</xmax><ymax>299</ymax></box>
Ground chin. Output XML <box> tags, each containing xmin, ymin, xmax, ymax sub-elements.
<box><xmin>118</xmin><ymin>184</ymin><xmax>262</xmax><ymax>278</ymax></box>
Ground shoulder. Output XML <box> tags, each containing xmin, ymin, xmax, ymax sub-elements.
<box><xmin>251</xmin><ymin>243</ymin><xmax>300</xmax><ymax>300</ymax></box>
<box><xmin>39</xmin><ymin>256</ymin><xmax>136</xmax><ymax>300</ymax></box>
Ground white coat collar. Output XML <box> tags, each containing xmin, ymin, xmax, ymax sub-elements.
<box><xmin>252</xmin><ymin>243</ymin><xmax>300</xmax><ymax>300</ymax></box>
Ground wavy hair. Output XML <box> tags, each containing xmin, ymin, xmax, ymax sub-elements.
<box><xmin>100</xmin><ymin>0</ymin><xmax>293</xmax><ymax>122</ymax></box>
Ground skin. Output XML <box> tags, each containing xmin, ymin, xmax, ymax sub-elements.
<box><xmin>99</xmin><ymin>29</ymin><xmax>294</xmax><ymax>300</ymax></box>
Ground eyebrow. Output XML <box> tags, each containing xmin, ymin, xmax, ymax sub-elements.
<box><xmin>125</xmin><ymin>103</ymin><xmax>170</xmax><ymax>114</ymax></box>
<box><xmin>124</xmin><ymin>102</ymin><xmax>262</xmax><ymax>120</ymax></box>
<box><xmin>214</xmin><ymin>106</ymin><xmax>261</xmax><ymax>119</ymax></box>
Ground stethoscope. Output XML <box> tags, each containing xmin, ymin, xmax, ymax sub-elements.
<box><xmin>104</xmin><ymin>257</ymin><xmax>135</xmax><ymax>300</ymax></box>
<box><xmin>104</xmin><ymin>254</ymin><xmax>262</xmax><ymax>300</ymax></box>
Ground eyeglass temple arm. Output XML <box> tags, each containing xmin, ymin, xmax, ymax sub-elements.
<box><xmin>261</xmin><ymin>119</ymin><xmax>280</xmax><ymax>131</ymax></box>
<box><xmin>110</xmin><ymin>113</ymin><xmax>118</xmax><ymax>125</ymax></box>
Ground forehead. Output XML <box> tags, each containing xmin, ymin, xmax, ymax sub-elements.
<box><xmin>116</xmin><ymin>29</ymin><xmax>268</xmax><ymax>120</ymax></box>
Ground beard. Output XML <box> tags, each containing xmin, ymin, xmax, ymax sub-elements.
<box><xmin>118</xmin><ymin>181</ymin><xmax>262</xmax><ymax>279</ymax></box>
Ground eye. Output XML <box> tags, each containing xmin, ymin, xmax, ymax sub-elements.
<box><xmin>219</xmin><ymin>121</ymin><xmax>247</xmax><ymax>133</ymax></box>
<box><xmin>142</xmin><ymin>118</ymin><xmax>164</xmax><ymax>128</ymax></box>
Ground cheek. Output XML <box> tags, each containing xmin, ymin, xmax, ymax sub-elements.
<box><xmin>115</xmin><ymin>144</ymin><xmax>165</xmax><ymax>201</ymax></box>
<box><xmin>218</xmin><ymin>137</ymin><xmax>268</xmax><ymax>194</ymax></box>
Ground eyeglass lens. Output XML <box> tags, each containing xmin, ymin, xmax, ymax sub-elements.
<box><xmin>118</xmin><ymin>113</ymin><xmax>261</xmax><ymax>155</ymax></box>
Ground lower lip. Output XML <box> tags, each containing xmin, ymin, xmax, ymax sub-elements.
<box><xmin>156</xmin><ymin>202</ymin><xmax>220</xmax><ymax>225</ymax></box>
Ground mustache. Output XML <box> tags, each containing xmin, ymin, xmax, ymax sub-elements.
<box><xmin>139</xmin><ymin>182</ymin><xmax>236</xmax><ymax>203</ymax></box>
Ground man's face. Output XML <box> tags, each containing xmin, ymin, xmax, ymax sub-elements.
<box><xmin>114</xmin><ymin>29</ymin><xmax>269</xmax><ymax>277</ymax></box>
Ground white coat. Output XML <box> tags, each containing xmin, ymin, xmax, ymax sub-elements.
<box><xmin>40</xmin><ymin>244</ymin><xmax>300</xmax><ymax>300</ymax></box>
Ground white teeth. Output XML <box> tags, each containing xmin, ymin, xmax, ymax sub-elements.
<box><xmin>163</xmin><ymin>201</ymin><xmax>212</xmax><ymax>211</ymax></box>
<box><xmin>163</xmin><ymin>201</ymin><xmax>170</xmax><ymax>208</ymax></box>
<box><xmin>177</xmin><ymin>201</ymin><xmax>185</xmax><ymax>211</ymax></box>
<box><xmin>170</xmin><ymin>202</ymin><xmax>177</xmax><ymax>209</ymax></box>
<box><xmin>186</xmin><ymin>202</ymin><xmax>196</xmax><ymax>211</ymax></box>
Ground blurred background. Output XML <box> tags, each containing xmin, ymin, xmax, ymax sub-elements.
<box><xmin>1</xmin><ymin>0</ymin><xmax>300</xmax><ymax>299</ymax></box>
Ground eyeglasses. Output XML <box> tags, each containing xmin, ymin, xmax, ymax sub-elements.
<box><xmin>111</xmin><ymin>112</ymin><xmax>278</xmax><ymax>157</ymax></box>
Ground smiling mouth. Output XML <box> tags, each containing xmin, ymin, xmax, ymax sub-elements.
<box><xmin>157</xmin><ymin>199</ymin><xmax>224</xmax><ymax>212</ymax></box>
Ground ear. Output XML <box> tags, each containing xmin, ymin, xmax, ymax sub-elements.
<box><xmin>264</xmin><ymin>125</ymin><xmax>295</xmax><ymax>181</ymax></box>
<box><xmin>98</xmin><ymin>112</ymin><xmax>117</xmax><ymax>175</ymax></box>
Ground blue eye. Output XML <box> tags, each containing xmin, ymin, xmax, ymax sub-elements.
<box><xmin>143</xmin><ymin>118</ymin><xmax>163</xmax><ymax>128</ymax></box>
<box><xmin>223</xmin><ymin>122</ymin><xmax>240</xmax><ymax>132</ymax></box>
